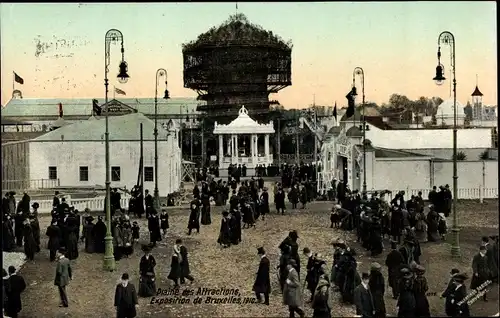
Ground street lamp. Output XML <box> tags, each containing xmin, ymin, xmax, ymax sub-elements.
<box><xmin>353</xmin><ymin>67</ymin><xmax>366</xmax><ymax>194</ymax></box>
<box><xmin>433</xmin><ymin>31</ymin><xmax>460</xmax><ymax>258</ymax></box>
<box><xmin>154</xmin><ymin>68</ymin><xmax>169</xmax><ymax>214</ymax></box>
<box><xmin>103</xmin><ymin>29</ymin><xmax>129</xmax><ymax>271</ymax></box>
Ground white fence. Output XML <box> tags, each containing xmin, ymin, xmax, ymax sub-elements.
<box><xmin>383</xmin><ymin>187</ymin><xmax>498</xmax><ymax>202</ymax></box>
<box><xmin>36</xmin><ymin>195</ymin><xmax>131</xmax><ymax>214</ymax></box>
<box><xmin>30</xmin><ymin>186</ymin><xmax>498</xmax><ymax>214</ymax></box>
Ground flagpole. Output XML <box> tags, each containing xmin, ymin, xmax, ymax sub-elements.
<box><xmin>12</xmin><ymin>72</ymin><xmax>15</xmax><ymax>93</ymax></box>
<box><xmin>113</xmin><ymin>85</ymin><xmax>116</xmax><ymax>99</ymax></box>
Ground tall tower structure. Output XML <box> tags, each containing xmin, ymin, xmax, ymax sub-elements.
<box><xmin>471</xmin><ymin>75</ymin><xmax>483</xmax><ymax>120</ymax></box>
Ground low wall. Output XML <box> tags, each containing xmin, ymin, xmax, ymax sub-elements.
<box><xmin>29</xmin><ymin>186</ymin><xmax>497</xmax><ymax>214</ymax></box>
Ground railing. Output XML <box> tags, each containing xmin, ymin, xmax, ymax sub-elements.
<box><xmin>2</xmin><ymin>179</ymin><xmax>60</xmax><ymax>191</ymax></box>
<box><xmin>33</xmin><ymin>194</ymin><xmax>132</xmax><ymax>214</ymax></box>
<box><xmin>279</xmin><ymin>154</ymin><xmax>314</xmax><ymax>164</ymax></box>
<box><xmin>22</xmin><ymin>186</ymin><xmax>499</xmax><ymax>214</ymax></box>
<box><xmin>383</xmin><ymin>187</ymin><xmax>498</xmax><ymax>202</ymax></box>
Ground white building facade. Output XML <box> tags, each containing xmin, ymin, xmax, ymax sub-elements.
<box><xmin>320</xmin><ymin>114</ymin><xmax>497</xmax><ymax>197</ymax></box>
<box><xmin>27</xmin><ymin>113</ymin><xmax>182</xmax><ymax>196</ymax></box>
<box><xmin>213</xmin><ymin>106</ymin><xmax>275</xmax><ymax>176</ymax></box>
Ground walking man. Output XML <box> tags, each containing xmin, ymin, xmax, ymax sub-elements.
<box><xmin>54</xmin><ymin>248</ymin><xmax>72</xmax><ymax>307</ymax></box>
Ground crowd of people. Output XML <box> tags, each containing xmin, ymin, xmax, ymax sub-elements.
<box><xmin>1</xmin><ymin>172</ymin><xmax>499</xmax><ymax>317</ymax></box>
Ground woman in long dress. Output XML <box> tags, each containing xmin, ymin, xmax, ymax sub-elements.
<box><xmin>167</xmin><ymin>242</ymin><xmax>182</xmax><ymax>288</ymax></box>
<box><xmin>369</xmin><ymin>262</ymin><xmax>386</xmax><ymax>318</ymax></box>
<box><xmin>200</xmin><ymin>193</ymin><xmax>211</xmax><ymax>225</ymax></box>
<box><xmin>138</xmin><ymin>245</ymin><xmax>157</xmax><ymax>297</ymax></box>
<box><xmin>217</xmin><ymin>211</ymin><xmax>231</xmax><ymax>248</ymax></box>
<box><xmin>414</xmin><ymin>211</ymin><xmax>427</xmax><ymax>243</ymax></box>
<box><xmin>23</xmin><ymin>219</ymin><xmax>37</xmax><ymax>261</ymax></box>
<box><xmin>413</xmin><ymin>265</ymin><xmax>430</xmax><ymax>317</ymax></box>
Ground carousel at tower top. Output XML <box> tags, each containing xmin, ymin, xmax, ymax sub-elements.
<box><xmin>182</xmin><ymin>13</ymin><xmax>293</xmax><ymax>118</ymax></box>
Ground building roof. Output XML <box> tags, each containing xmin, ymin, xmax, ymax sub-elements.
<box><xmin>346</xmin><ymin>126</ymin><xmax>363</xmax><ymax>137</ymax></box>
<box><xmin>32</xmin><ymin>113</ymin><xmax>170</xmax><ymax>141</ymax></box>
<box><xmin>471</xmin><ymin>86</ymin><xmax>483</xmax><ymax>97</ymax></box>
<box><xmin>2</xmin><ymin>97</ymin><xmax>201</xmax><ymax>117</ymax></box>
<box><xmin>365</xmin><ymin>127</ymin><xmax>492</xmax><ymax>149</ymax></box>
<box><xmin>182</xmin><ymin>14</ymin><xmax>292</xmax><ymax>51</ymax></box>
<box><xmin>213</xmin><ymin>105</ymin><xmax>274</xmax><ymax>134</ymax></box>
<box><xmin>437</xmin><ymin>98</ymin><xmax>466</xmax><ymax>117</ymax></box>
<box><xmin>374</xmin><ymin>147</ymin><xmax>429</xmax><ymax>158</ymax></box>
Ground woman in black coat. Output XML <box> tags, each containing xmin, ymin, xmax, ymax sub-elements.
<box><xmin>397</xmin><ymin>268</ymin><xmax>416</xmax><ymax>318</ymax></box>
<box><xmin>167</xmin><ymin>243</ymin><xmax>182</xmax><ymax>287</ymax></box>
<box><xmin>187</xmin><ymin>201</ymin><xmax>200</xmax><ymax>235</ymax></box>
<box><xmin>413</xmin><ymin>265</ymin><xmax>430</xmax><ymax>317</ymax></box>
<box><xmin>200</xmin><ymin>193</ymin><xmax>211</xmax><ymax>225</ymax></box>
<box><xmin>369</xmin><ymin>263</ymin><xmax>386</xmax><ymax>318</ymax></box>
<box><xmin>138</xmin><ymin>245</ymin><xmax>157</xmax><ymax>297</ymax></box>
<box><xmin>217</xmin><ymin>211</ymin><xmax>231</xmax><ymax>248</ymax></box>
<box><xmin>23</xmin><ymin>220</ymin><xmax>37</xmax><ymax>261</ymax></box>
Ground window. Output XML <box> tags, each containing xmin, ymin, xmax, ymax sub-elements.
<box><xmin>111</xmin><ymin>166</ymin><xmax>121</xmax><ymax>181</ymax></box>
<box><xmin>144</xmin><ymin>167</ymin><xmax>154</xmax><ymax>182</ymax></box>
<box><xmin>48</xmin><ymin>166</ymin><xmax>57</xmax><ymax>180</ymax></box>
<box><xmin>79</xmin><ymin>166</ymin><xmax>89</xmax><ymax>181</ymax></box>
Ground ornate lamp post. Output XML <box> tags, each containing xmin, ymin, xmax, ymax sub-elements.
<box><xmin>433</xmin><ymin>31</ymin><xmax>460</xmax><ymax>258</ymax></box>
<box><xmin>103</xmin><ymin>29</ymin><xmax>129</xmax><ymax>271</ymax></box>
<box><xmin>154</xmin><ymin>68</ymin><xmax>169</xmax><ymax>213</ymax></box>
<box><xmin>352</xmin><ymin>67</ymin><xmax>366</xmax><ymax>194</ymax></box>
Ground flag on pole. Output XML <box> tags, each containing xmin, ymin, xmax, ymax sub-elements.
<box><xmin>92</xmin><ymin>99</ymin><xmax>102</xmax><ymax>116</ymax></box>
<box><xmin>333</xmin><ymin>101</ymin><xmax>337</xmax><ymax>121</ymax></box>
<box><xmin>115</xmin><ymin>87</ymin><xmax>126</xmax><ymax>95</ymax></box>
<box><xmin>58</xmin><ymin>103</ymin><xmax>63</xmax><ymax>118</ymax></box>
<box><xmin>14</xmin><ymin>72</ymin><xmax>24</xmax><ymax>84</ymax></box>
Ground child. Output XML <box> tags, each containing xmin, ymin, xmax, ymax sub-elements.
<box><xmin>132</xmin><ymin>221</ymin><xmax>140</xmax><ymax>244</ymax></box>
<box><xmin>438</xmin><ymin>212</ymin><xmax>447</xmax><ymax>240</ymax></box>
<box><xmin>160</xmin><ymin>208</ymin><xmax>169</xmax><ymax>238</ymax></box>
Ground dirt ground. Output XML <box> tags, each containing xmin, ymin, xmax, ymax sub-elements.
<box><xmin>15</xmin><ymin>199</ymin><xmax>499</xmax><ymax>318</ymax></box>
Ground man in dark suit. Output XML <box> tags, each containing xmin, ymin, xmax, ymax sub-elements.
<box><xmin>144</xmin><ymin>190</ymin><xmax>153</xmax><ymax>217</ymax></box>
<box><xmin>445</xmin><ymin>273</ymin><xmax>470</xmax><ymax>317</ymax></box>
<box><xmin>253</xmin><ymin>247</ymin><xmax>270</xmax><ymax>305</ymax></box>
<box><xmin>52</xmin><ymin>191</ymin><xmax>61</xmax><ymax>209</ymax></box>
<box><xmin>114</xmin><ymin>273</ymin><xmax>139</xmax><ymax>318</ymax></box>
<box><xmin>54</xmin><ymin>248</ymin><xmax>72</xmax><ymax>307</ymax></box>
<box><xmin>353</xmin><ymin>272</ymin><xmax>375</xmax><ymax>318</ymax></box>
<box><xmin>4</xmin><ymin>266</ymin><xmax>26</xmax><ymax>318</ymax></box>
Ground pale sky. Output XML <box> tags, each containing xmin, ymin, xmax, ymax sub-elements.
<box><xmin>0</xmin><ymin>2</ymin><xmax>497</xmax><ymax>109</ymax></box>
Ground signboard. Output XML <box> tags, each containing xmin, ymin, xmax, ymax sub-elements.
<box><xmin>210</xmin><ymin>155</ymin><xmax>217</xmax><ymax>162</ymax></box>
<box><xmin>102</xmin><ymin>101</ymin><xmax>136</xmax><ymax>114</ymax></box>
<box><xmin>336</xmin><ymin>134</ymin><xmax>351</xmax><ymax>158</ymax></box>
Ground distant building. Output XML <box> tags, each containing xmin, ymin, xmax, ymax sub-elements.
<box><xmin>1</xmin><ymin>113</ymin><xmax>182</xmax><ymax>196</ymax></box>
<box><xmin>1</xmin><ymin>97</ymin><xmax>202</xmax><ymax>133</ymax></box>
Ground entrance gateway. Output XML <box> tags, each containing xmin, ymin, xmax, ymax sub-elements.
<box><xmin>213</xmin><ymin>106</ymin><xmax>275</xmax><ymax>177</ymax></box>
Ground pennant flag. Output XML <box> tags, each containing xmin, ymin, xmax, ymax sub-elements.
<box><xmin>345</xmin><ymin>89</ymin><xmax>356</xmax><ymax>118</ymax></box>
<box><xmin>92</xmin><ymin>99</ymin><xmax>102</xmax><ymax>116</ymax></box>
<box><xmin>58</xmin><ymin>103</ymin><xmax>63</xmax><ymax>118</ymax></box>
<box><xmin>14</xmin><ymin>72</ymin><xmax>24</xmax><ymax>85</ymax></box>
<box><xmin>115</xmin><ymin>87</ymin><xmax>126</xmax><ymax>95</ymax></box>
<box><xmin>333</xmin><ymin>101</ymin><xmax>338</xmax><ymax>121</ymax></box>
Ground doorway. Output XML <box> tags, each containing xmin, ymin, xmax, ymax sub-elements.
<box><xmin>342</xmin><ymin>156</ymin><xmax>348</xmax><ymax>184</ymax></box>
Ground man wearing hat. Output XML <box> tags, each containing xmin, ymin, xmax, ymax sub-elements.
<box><xmin>385</xmin><ymin>240</ymin><xmax>404</xmax><ymax>299</ymax></box>
<box><xmin>283</xmin><ymin>259</ymin><xmax>305</xmax><ymax>318</ymax></box>
<box><xmin>253</xmin><ymin>247</ymin><xmax>270</xmax><ymax>305</ymax></box>
<box><xmin>471</xmin><ymin>245</ymin><xmax>491</xmax><ymax>301</ymax></box>
<box><xmin>54</xmin><ymin>248</ymin><xmax>72</xmax><ymax>308</ymax></box>
<box><xmin>114</xmin><ymin>273</ymin><xmax>139</xmax><ymax>318</ymax></box>
<box><xmin>353</xmin><ymin>272</ymin><xmax>375</xmax><ymax>318</ymax></box>
<box><xmin>445</xmin><ymin>273</ymin><xmax>469</xmax><ymax>317</ymax></box>
<box><xmin>441</xmin><ymin>268</ymin><xmax>460</xmax><ymax>299</ymax></box>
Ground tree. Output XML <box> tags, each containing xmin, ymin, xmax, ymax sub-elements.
<box><xmin>464</xmin><ymin>101</ymin><xmax>473</xmax><ymax>121</ymax></box>
<box><xmin>388</xmin><ymin>94</ymin><xmax>411</xmax><ymax>109</ymax></box>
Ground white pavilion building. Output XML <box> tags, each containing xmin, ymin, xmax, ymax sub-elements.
<box><xmin>213</xmin><ymin>106</ymin><xmax>275</xmax><ymax>176</ymax></box>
